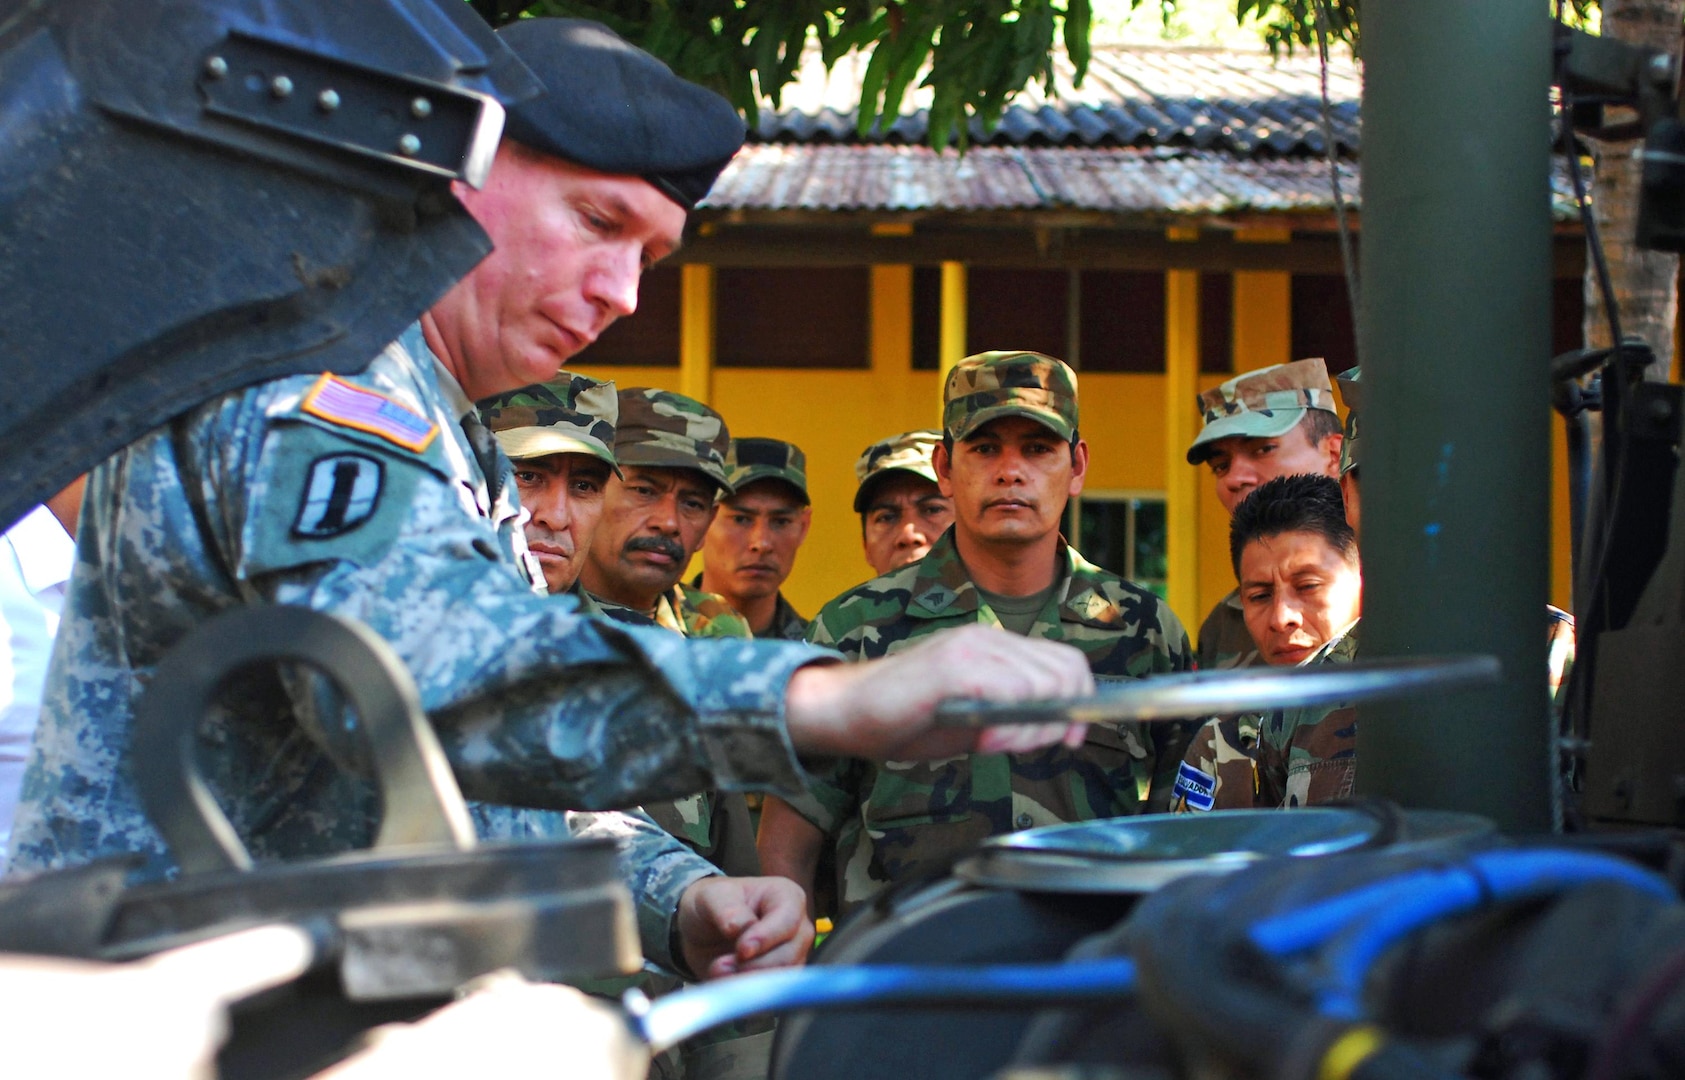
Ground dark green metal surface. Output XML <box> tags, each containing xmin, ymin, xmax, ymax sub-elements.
<box><xmin>1355</xmin><ymin>0</ymin><xmax>1554</xmax><ymax>830</ymax></box>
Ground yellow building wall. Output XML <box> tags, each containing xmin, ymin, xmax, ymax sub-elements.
<box><xmin>574</xmin><ymin>259</ymin><xmax>1578</xmax><ymax>629</ymax></box>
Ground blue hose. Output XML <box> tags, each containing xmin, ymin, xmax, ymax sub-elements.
<box><xmin>1244</xmin><ymin>849</ymin><xmax>1675</xmax><ymax>1020</ymax></box>
<box><xmin>629</xmin><ymin>957</ymin><xmax>1139</xmax><ymax>1052</ymax></box>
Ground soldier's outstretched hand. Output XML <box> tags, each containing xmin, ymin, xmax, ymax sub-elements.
<box><xmin>3</xmin><ymin>923</ymin><xmax>313</xmax><ymax>1080</ymax></box>
<box><xmin>677</xmin><ymin>874</ymin><xmax>815</xmax><ymax>980</ymax></box>
<box><xmin>784</xmin><ymin>624</ymin><xmax>1091</xmax><ymax>761</ymax></box>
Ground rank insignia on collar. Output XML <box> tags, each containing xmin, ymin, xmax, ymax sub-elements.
<box><xmin>301</xmin><ymin>374</ymin><xmax>439</xmax><ymax>452</ymax></box>
<box><xmin>295</xmin><ymin>454</ymin><xmax>383</xmax><ymax>538</ymax></box>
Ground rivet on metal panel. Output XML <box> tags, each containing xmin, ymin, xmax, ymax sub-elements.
<box><xmin>203</xmin><ymin>56</ymin><xmax>228</xmax><ymax>80</ymax></box>
<box><xmin>317</xmin><ymin>89</ymin><xmax>341</xmax><ymax>112</ymax></box>
<box><xmin>270</xmin><ymin>75</ymin><xmax>294</xmax><ymax>99</ymax></box>
<box><xmin>398</xmin><ymin>134</ymin><xmax>422</xmax><ymax>156</ymax></box>
<box><xmin>411</xmin><ymin>97</ymin><xmax>433</xmax><ymax>120</ymax></box>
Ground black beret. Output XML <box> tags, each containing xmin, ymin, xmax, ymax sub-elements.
<box><xmin>495</xmin><ymin>18</ymin><xmax>746</xmax><ymax>210</ymax></box>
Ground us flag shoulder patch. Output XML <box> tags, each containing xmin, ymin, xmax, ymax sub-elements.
<box><xmin>301</xmin><ymin>374</ymin><xmax>438</xmax><ymax>453</ymax></box>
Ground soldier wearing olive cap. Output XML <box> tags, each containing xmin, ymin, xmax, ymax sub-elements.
<box><xmin>1186</xmin><ymin>358</ymin><xmax>1345</xmax><ymax>671</ymax></box>
<box><xmin>697</xmin><ymin>438</ymin><xmax>813</xmax><ymax>642</ymax></box>
<box><xmin>576</xmin><ymin>387</ymin><xmax>763</xmax><ymax>884</ymax></box>
<box><xmin>851</xmin><ymin>430</ymin><xmax>954</xmax><ymax>576</ymax></box>
<box><xmin>14</xmin><ymin>18</ymin><xmax>1109</xmax><ymax>984</ymax></box>
<box><xmin>759</xmin><ymin>351</ymin><xmax>1192</xmax><ymax>915</ymax></box>
<box><xmin>580</xmin><ymin>388</ymin><xmax>752</xmax><ymax>641</ymax></box>
<box><xmin>480</xmin><ymin>374</ymin><xmax>621</xmax><ymax>598</ymax></box>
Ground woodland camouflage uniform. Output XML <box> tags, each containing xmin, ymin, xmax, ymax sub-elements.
<box><xmin>1175</xmin><ymin>624</ymin><xmax>1360</xmax><ymax>812</ymax></box>
<box><xmin>801</xmin><ymin>532</ymin><xmax>1192</xmax><ymax>909</ymax></box>
<box><xmin>791</xmin><ymin>351</ymin><xmax>1193</xmax><ymax>912</ymax></box>
<box><xmin>712</xmin><ymin>437</ymin><xmax>811</xmax><ymax>641</ymax></box>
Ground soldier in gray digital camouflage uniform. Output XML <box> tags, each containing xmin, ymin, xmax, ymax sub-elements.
<box><xmin>6</xmin><ymin>18</ymin><xmax>1096</xmax><ymax>983</ymax></box>
<box><xmin>698</xmin><ymin>438</ymin><xmax>813</xmax><ymax>642</ymax></box>
<box><xmin>760</xmin><ymin>352</ymin><xmax>1193</xmax><ymax>915</ymax></box>
<box><xmin>1185</xmin><ymin>358</ymin><xmax>1345</xmax><ymax>671</ymax></box>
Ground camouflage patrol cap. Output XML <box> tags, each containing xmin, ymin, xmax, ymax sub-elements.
<box><xmin>1186</xmin><ymin>357</ymin><xmax>1339</xmax><ymax>465</ymax></box>
<box><xmin>479</xmin><ymin>375</ymin><xmax>620</xmax><ymax>472</ymax></box>
<box><xmin>725</xmin><ymin>438</ymin><xmax>809</xmax><ymax>504</ymax></box>
<box><xmin>614</xmin><ymin>387</ymin><xmax>733</xmax><ymax>491</ymax></box>
<box><xmin>1336</xmin><ymin>366</ymin><xmax>1362</xmax><ymax>476</ymax></box>
<box><xmin>852</xmin><ymin>430</ymin><xmax>942</xmax><ymax>513</ymax></box>
<box><xmin>942</xmin><ymin>351</ymin><xmax>1079</xmax><ymax>442</ymax></box>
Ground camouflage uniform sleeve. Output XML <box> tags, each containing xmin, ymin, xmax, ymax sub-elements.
<box><xmin>773</xmin><ymin>755</ymin><xmax>862</xmax><ymax>835</ymax></box>
<box><xmin>679</xmin><ymin>586</ymin><xmax>753</xmax><ymax>640</ymax></box>
<box><xmin>1173</xmin><ymin>716</ymin><xmax>1262</xmax><ymax>812</ymax></box>
<box><xmin>1259</xmin><ymin>631</ymin><xmax>1360</xmax><ymax>808</ymax></box>
<box><xmin>1196</xmin><ymin>591</ymin><xmax>1259</xmax><ymax>671</ymax></box>
<box><xmin>1268</xmin><ymin>704</ymin><xmax>1357</xmax><ymax>808</ymax></box>
<box><xmin>803</xmin><ymin>597</ymin><xmax>864</xmax><ymax>660</ymax></box>
<box><xmin>198</xmin><ymin>375</ymin><xmax>840</xmax><ymax>811</ymax></box>
<box><xmin>566</xmin><ymin>808</ymin><xmax>717</xmax><ymax>975</ymax></box>
<box><xmin>1157</xmin><ymin>600</ymin><xmax>1194</xmax><ymax>674</ymax></box>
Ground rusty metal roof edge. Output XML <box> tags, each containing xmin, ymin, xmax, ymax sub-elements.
<box><xmin>703</xmin><ymin>145</ymin><xmax>1584</xmax><ymax>222</ymax></box>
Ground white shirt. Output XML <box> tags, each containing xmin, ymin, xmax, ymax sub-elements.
<box><xmin>0</xmin><ymin>505</ymin><xmax>75</xmax><ymax>861</ymax></box>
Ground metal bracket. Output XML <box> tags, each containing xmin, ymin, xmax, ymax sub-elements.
<box><xmin>197</xmin><ymin>30</ymin><xmax>504</xmax><ymax>188</ymax></box>
<box><xmin>129</xmin><ymin>605</ymin><xmax>475</xmax><ymax>875</ymax></box>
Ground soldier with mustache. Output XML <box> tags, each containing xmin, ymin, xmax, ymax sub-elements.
<box><xmin>578</xmin><ymin>387</ymin><xmax>760</xmax><ymax>882</ymax></box>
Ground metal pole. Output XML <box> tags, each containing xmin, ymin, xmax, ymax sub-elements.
<box><xmin>1355</xmin><ymin>0</ymin><xmax>1554</xmax><ymax>831</ymax></box>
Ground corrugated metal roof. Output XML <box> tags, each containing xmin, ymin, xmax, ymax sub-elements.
<box><xmin>704</xmin><ymin>144</ymin><xmax>1583</xmax><ymax>219</ymax></box>
<box><xmin>752</xmin><ymin>45</ymin><xmax>1361</xmax><ymax>155</ymax></box>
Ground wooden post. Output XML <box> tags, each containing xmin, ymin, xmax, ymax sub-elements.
<box><xmin>679</xmin><ymin>264</ymin><xmax>715</xmax><ymax>404</ymax></box>
<box><xmin>1165</xmin><ymin>228</ymin><xmax>1201</xmax><ymax>627</ymax></box>
<box><xmin>1232</xmin><ymin>226</ymin><xmax>1292</xmax><ymax>372</ymax></box>
<box><xmin>871</xmin><ymin>265</ymin><xmax>913</xmax><ymax>375</ymax></box>
<box><xmin>938</xmin><ymin>261</ymin><xmax>967</xmax><ymax>415</ymax></box>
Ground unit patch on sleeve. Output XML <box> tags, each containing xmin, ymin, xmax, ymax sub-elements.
<box><xmin>1173</xmin><ymin>760</ymin><xmax>1217</xmax><ymax>813</ymax></box>
<box><xmin>301</xmin><ymin>374</ymin><xmax>439</xmax><ymax>453</ymax></box>
<box><xmin>294</xmin><ymin>454</ymin><xmax>383</xmax><ymax>538</ymax></box>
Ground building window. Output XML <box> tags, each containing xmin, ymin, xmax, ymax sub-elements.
<box><xmin>576</xmin><ymin>266</ymin><xmax>681</xmax><ymax>366</ymax></box>
<box><xmin>915</xmin><ymin>267</ymin><xmax>1173</xmax><ymax>372</ymax></box>
<box><xmin>1200</xmin><ymin>273</ymin><xmax>1234</xmax><ymax>374</ymax></box>
<box><xmin>911</xmin><ymin>267</ymin><xmax>1074</xmax><ymax>370</ymax></box>
<box><xmin>1066</xmin><ymin>492</ymin><xmax>1169</xmax><ymax>598</ymax></box>
<box><xmin>968</xmin><ymin>268</ymin><xmax>1069</xmax><ymax>359</ymax></box>
<box><xmin>1290</xmin><ymin>273</ymin><xmax>1358</xmax><ymax>374</ymax></box>
<box><xmin>1080</xmin><ymin>271</ymin><xmax>1165</xmax><ymax>373</ymax></box>
<box><xmin>717</xmin><ymin>267</ymin><xmax>869</xmax><ymax>368</ymax></box>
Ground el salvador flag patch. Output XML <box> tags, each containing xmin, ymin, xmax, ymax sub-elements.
<box><xmin>1173</xmin><ymin>760</ymin><xmax>1217</xmax><ymax>812</ymax></box>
